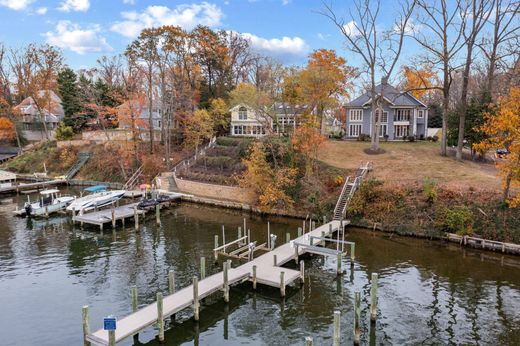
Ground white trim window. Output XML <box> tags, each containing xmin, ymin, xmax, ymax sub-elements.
<box><xmin>349</xmin><ymin>124</ymin><xmax>362</xmax><ymax>137</ymax></box>
<box><xmin>238</xmin><ymin>107</ymin><xmax>248</xmax><ymax>120</ymax></box>
<box><xmin>418</xmin><ymin>110</ymin><xmax>424</xmax><ymax>118</ymax></box>
<box><xmin>379</xmin><ymin>124</ymin><xmax>388</xmax><ymax>137</ymax></box>
<box><xmin>394</xmin><ymin>125</ymin><xmax>409</xmax><ymax>138</ymax></box>
<box><xmin>395</xmin><ymin>109</ymin><xmax>411</xmax><ymax>121</ymax></box>
<box><xmin>349</xmin><ymin>109</ymin><xmax>363</xmax><ymax>122</ymax></box>
<box><xmin>375</xmin><ymin>110</ymin><xmax>388</xmax><ymax>123</ymax></box>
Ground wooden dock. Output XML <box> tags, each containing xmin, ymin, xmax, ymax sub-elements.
<box><xmin>86</xmin><ymin>220</ymin><xmax>344</xmax><ymax>345</ymax></box>
<box><xmin>73</xmin><ymin>203</ymin><xmax>144</xmax><ymax>230</ymax></box>
<box><xmin>0</xmin><ymin>179</ymin><xmax>66</xmax><ymax>194</ymax></box>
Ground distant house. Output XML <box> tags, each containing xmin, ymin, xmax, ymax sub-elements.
<box><xmin>344</xmin><ymin>82</ymin><xmax>428</xmax><ymax>140</ymax></box>
<box><xmin>230</xmin><ymin>103</ymin><xmax>306</xmax><ymax>137</ymax></box>
<box><xmin>14</xmin><ymin>90</ymin><xmax>64</xmax><ymax>140</ymax></box>
<box><xmin>117</xmin><ymin>100</ymin><xmax>162</xmax><ymax>131</ymax></box>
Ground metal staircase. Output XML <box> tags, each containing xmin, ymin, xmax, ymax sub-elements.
<box><xmin>332</xmin><ymin>162</ymin><xmax>372</xmax><ymax>220</ymax></box>
<box><xmin>65</xmin><ymin>152</ymin><xmax>90</xmax><ymax>180</ymax></box>
<box><xmin>123</xmin><ymin>165</ymin><xmax>144</xmax><ymax>190</ymax></box>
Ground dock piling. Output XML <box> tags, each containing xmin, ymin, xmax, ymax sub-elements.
<box><xmin>237</xmin><ymin>227</ymin><xmax>242</xmax><ymax>244</ymax></box>
<box><xmin>267</xmin><ymin>222</ymin><xmax>271</xmax><ymax>249</ymax></box>
<box><xmin>286</xmin><ymin>232</ymin><xmax>290</xmax><ymax>243</ymax></box>
<box><xmin>370</xmin><ymin>273</ymin><xmax>378</xmax><ymax>322</ymax></box>
<box><xmin>193</xmin><ymin>276</ymin><xmax>199</xmax><ymax>321</ymax></box>
<box><xmin>280</xmin><ymin>271</ymin><xmax>285</xmax><ymax>297</ymax></box>
<box><xmin>223</xmin><ymin>261</ymin><xmax>229</xmax><ymax>302</ymax></box>
<box><xmin>168</xmin><ymin>270</ymin><xmax>175</xmax><ymax>294</ymax></box>
<box><xmin>252</xmin><ymin>265</ymin><xmax>257</xmax><ymax>289</ymax></box>
<box><xmin>294</xmin><ymin>244</ymin><xmax>299</xmax><ymax>264</ymax></box>
<box><xmin>298</xmin><ymin>227</ymin><xmax>302</xmax><ymax>237</ymax></box>
<box><xmin>134</xmin><ymin>206</ymin><xmax>139</xmax><ymax>231</ymax></box>
<box><xmin>111</xmin><ymin>206</ymin><xmax>116</xmax><ymax>229</ymax></box>
<box><xmin>214</xmin><ymin>235</ymin><xmax>219</xmax><ymax>261</ymax></box>
<box><xmin>336</xmin><ymin>253</ymin><xmax>342</xmax><ymax>275</ymax></box>
<box><xmin>273</xmin><ymin>254</ymin><xmax>277</xmax><ymax>266</ymax></box>
<box><xmin>131</xmin><ymin>285</ymin><xmax>138</xmax><ymax>312</ymax></box>
<box><xmin>82</xmin><ymin>305</ymin><xmax>90</xmax><ymax>346</ymax></box>
<box><xmin>156</xmin><ymin>204</ymin><xmax>161</xmax><ymax>226</ymax></box>
<box><xmin>157</xmin><ymin>292</ymin><xmax>164</xmax><ymax>342</ymax></box>
<box><xmin>304</xmin><ymin>337</ymin><xmax>313</xmax><ymax>346</ymax></box>
<box><xmin>333</xmin><ymin>310</ymin><xmax>341</xmax><ymax>346</ymax></box>
<box><xmin>354</xmin><ymin>291</ymin><xmax>361</xmax><ymax>344</ymax></box>
<box><xmin>108</xmin><ymin>330</ymin><xmax>115</xmax><ymax>346</ymax></box>
<box><xmin>200</xmin><ymin>257</ymin><xmax>206</xmax><ymax>280</ymax></box>
<box><xmin>300</xmin><ymin>261</ymin><xmax>305</xmax><ymax>284</ymax></box>
<box><xmin>222</xmin><ymin>226</ymin><xmax>226</xmax><ymax>252</ymax></box>
<box><xmin>351</xmin><ymin>243</ymin><xmax>356</xmax><ymax>263</ymax></box>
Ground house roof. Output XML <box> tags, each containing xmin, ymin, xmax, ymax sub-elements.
<box><xmin>346</xmin><ymin>83</ymin><xmax>426</xmax><ymax>108</ymax></box>
<box><xmin>15</xmin><ymin>90</ymin><xmax>64</xmax><ymax>117</ymax></box>
<box><xmin>117</xmin><ymin>100</ymin><xmax>162</xmax><ymax>120</ymax></box>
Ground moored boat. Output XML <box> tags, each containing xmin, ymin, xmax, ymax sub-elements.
<box><xmin>66</xmin><ymin>185</ymin><xmax>125</xmax><ymax>213</ymax></box>
<box><xmin>13</xmin><ymin>189</ymin><xmax>75</xmax><ymax>217</ymax></box>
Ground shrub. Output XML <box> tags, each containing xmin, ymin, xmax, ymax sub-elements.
<box><xmin>357</xmin><ymin>133</ymin><xmax>370</xmax><ymax>142</ymax></box>
<box><xmin>427</xmin><ymin>136</ymin><xmax>433</xmax><ymax>141</ymax></box>
<box><xmin>436</xmin><ymin>206</ymin><xmax>474</xmax><ymax>235</ymax></box>
<box><xmin>432</xmin><ymin>135</ymin><xmax>439</xmax><ymax>142</ymax></box>
<box><xmin>408</xmin><ymin>136</ymin><xmax>416</xmax><ymax>142</ymax></box>
<box><xmin>55</xmin><ymin>122</ymin><xmax>74</xmax><ymax>140</ymax></box>
<box><xmin>422</xmin><ymin>178</ymin><xmax>438</xmax><ymax>205</ymax></box>
<box><xmin>419</xmin><ymin>134</ymin><xmax>425</xmax><ymax>140</ymax></box>
<box><xmin>383</xmin><ymin>134</ymin><xmax>389</xmax><ymax>142</ymax></box>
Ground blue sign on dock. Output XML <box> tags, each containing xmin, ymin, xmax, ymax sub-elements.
<box><xmin>103</xmin><ymin>317</ymin><xmax>117</xmax><ymax>331</ymax></box>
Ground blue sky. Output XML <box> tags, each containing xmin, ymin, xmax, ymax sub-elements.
<box><xmin>0</xmin><ymin>0</ymin><xmax>424</xmax><ymax>75</ymax></box>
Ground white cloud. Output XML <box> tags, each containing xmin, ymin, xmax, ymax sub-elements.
<box><xmin>394</xmin><ymin>19</ymin><xmax>421</xmax><ymax>34</ymax></box>
<box><xmin>59</xmin><ymin>0</ymin><xmax>90</xmax><ymax>12</ymax></box>
<box><xmin>111</xmin><ymin>2</ymin><xmax>223</xmax><ymax>38</ymax></box>
<box><xmin>0</xmin><ymin>0</ymin><xmax>34</xmax><ymax>10</ymax></box>
<box><xmin>44</xmin><ymin>21</ymin><xmax>112</xmax><ymax>54</ymax></box>
<box><xmin>36</xmin><ymin>7</ymin><xmax>47</xmax><ymax>15</ymax></box>
<box><xmin>343</xmin><ymin>20</ymin><xmax>360</xmax><ymax>37</ymax></box>
<box><xmin>123</xmin><ymin>0</ymin><xmax>135</xmax><ymax>4</ymax></box>
<box><xmin>240</xmin><ymin>32</ymin><xmax>308</xmax><ymax>61</ymax></box>
<box><xmin>282</xmin><ymin>0</ymin><xmax>291</xmax><ymax>5</ymax></box>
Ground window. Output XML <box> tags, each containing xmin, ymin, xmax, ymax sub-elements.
<box><xmin>374</xmin><ymin>110</ymin><xmax>388</xmax><ymax>123</ymax></box>
<box><xmin>349</xmin><ymin>109</ymin><xmax>363</xmax><ymax>122</ymax></box>
<box><xmin>395</xmin><ymin>109</ymin><xmax>411</xmax><ymax>121</ymax></box>
<box><xmin>379</xmin><ymin>124</ymin><xmax>388</xmax><ymax>137</ymax></box>
<box><xmin>418</xmin><ymin>110</ymin><xmax>424</xmax><ymax>118</ymax></box>
<box><xmin>238</xmin><ymin>107</ymin><xmax>248</xmax><ymax>120</ymax></box>
<box><xmin>349</xmin><ymin>124</ymin><xmax>362</xmax><ymax>137</ymax></box>
<box><xmin>394</xmin><ymin>125</ymin><xmax>409</xmax><ymax>138</ymax></box>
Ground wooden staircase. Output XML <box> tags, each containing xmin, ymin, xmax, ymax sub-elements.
<box><xmin>65</xmin><ymin>152</ymin><xmax>90</xmax><ymax>180</ymax></box>
<box><xmin>123</xmin><ymin>165</ymin><xmax>144</xmax><ymax>190</ymax></box>
<box><xmin>332</xmin><ymin>162</ymin><xmax>372</xmax><ymax>220</ymax></box>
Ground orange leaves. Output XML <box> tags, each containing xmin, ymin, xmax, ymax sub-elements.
<box><xmin>402</xmin><ymin>66</ymin><xmax>439</xmax><ymax>99</ymax></box>
<box><xmin>291</xmin><ymin>115</ymin><xmax>325</xmax><ymax>175</ymax></box>
<box><xmin>0</xmin><ymin>117</ymin><xmax>16</xmax><ymax>142</ymax></box>
<box><xmin>182</xmin><ymin>109</ymin><xmax>214</xmax><ymax>150</ymax></box>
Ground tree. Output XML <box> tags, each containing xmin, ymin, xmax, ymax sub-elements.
<box><xmin>182</xmin><ymin>109</ymin><xmax>214</xmax><ymax>152</ymax></box>
<box><xmin>291</xmin><ymin>114</ymin><xmax>326</xmax><ymax>176</ymax></box>
<box><xmin>474</xmin><ymin>87</ymin><xmax>520</xmax><ymax>206</ymax></box>
<box><xmin>208</xmin><ymin>98</ymin><xmax>229</xmax><ymax>135</ymax></box>
<box><xmin>456</xmin><ymin>0</ymin><xmax>494</xmax><ymax>161</ymax></box>
<box><xmin>299</xmin><ymin>49</ymin><xmax>354</xmax><ymax>132</ymax></box>
<box><xmin>57</xmin><ymin>67</ymin><xmax>80</xmax><ymax>128</ymax></box>
<box><xmin>402</xmin><ymin>65</ymin><xmax>439</xmax><ymax>100</ymax></box>
<box><xmin>238</xmin><ymin>141</ymin><xmax>297</xmax><ymax>211</ymax></box>
<box><xmin>322</xmin><ymin>0</ymin><xmax>416</xmax><ymax>152</ymax></box>
<box><xmin>0</xmin><ymin>117</ymin><xmax>16</xmax><ymax>142</ymax></box>
<box><xmin>54</xmin><ymin>121</ymin><xmax>74</xmax><ymax>141</ymax></box>
<box><xmin>229</xmin><ymin>83</ymin><xmax>275</xmax><ymax>133</ymax></box>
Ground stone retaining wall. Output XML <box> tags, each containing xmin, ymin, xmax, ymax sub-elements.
<box><xmin>174</xmin><ymin>175</ymin><xmax>255</xmax><ymax>205</ymax></box>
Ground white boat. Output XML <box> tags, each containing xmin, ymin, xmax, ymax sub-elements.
<box><xmin>66</xmin><ymin>185</ymin><xmax>125</xmax><ymax>213</ymax></box>
<box><xmin>14</xmin><ymin>189</ymin><xmax>75</xmax><ymax>217</ymax></box>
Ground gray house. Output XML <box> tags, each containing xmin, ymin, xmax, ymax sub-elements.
<box><xmin>345</xmin><ymin>82</ymin><xmax>428</xmax><ymax>140</ymax></box>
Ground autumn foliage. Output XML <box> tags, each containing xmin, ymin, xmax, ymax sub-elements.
<box><xmin>402</xmin><ymin>65</ymin><xmax>439</xmax><ymax>99</ymax></box>
<box><xmin>291</xmin><ymin>115</ymin><xmax>326</xmax><ymax>176</ymax></box>
<box><xmin>0</xmin><ymin>117</ymin><xmax>16</xmax><ymax>142</ymax></box>
<box><xmin>474</xmin><ymin>87</ymin><xmax>520</xmax><ymax>207</ymax></box>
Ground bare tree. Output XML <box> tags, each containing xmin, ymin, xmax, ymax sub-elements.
<box><xmin>413</xmin><ymin>0</ymin><xmax>466</xmax><ymax>156</ymax></box>
<box><xmin>321</xmin><ymin>0</ymin><xmax>416</xmax><ymax>152</ymax></box>
<box><xmin>96</xmin><ymin>55</ymin><xmax>124</xmax><ymax>88</ymax></box>
<box><xmin>456</xmin><ymin>0</ymin><xmax>494</xmax><ymax>161</ymax></box>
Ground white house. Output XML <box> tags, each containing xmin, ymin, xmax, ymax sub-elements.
<box><xmin>117</xmin><ymin>100</ymin><xmax>162</xmax><ymax>131</ymax></box>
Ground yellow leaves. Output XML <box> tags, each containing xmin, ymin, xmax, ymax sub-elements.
<box><xmin>183</xmin><ymin>109</ymin><xmax>214</xmax><ymax>150</ymax></box>
<box><xmin>0</xmin><ymin>117</ymin><xmax>15</xmax><ymax>142</ymax></box>
<box><xmin>291</xmin><ymin>115</ymin><xmax>325</xmax><ymax>175</ymax></box>
<box><xmin>402</xmin><ymin>65</ymin><xmax>439</xmax><ymax>99</ymax></box>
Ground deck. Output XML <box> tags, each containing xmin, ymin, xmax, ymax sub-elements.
<box><xmin>86</xmin><ymin>220</ymin><xmax>343</xmax><ymax>345</ymax></box>
<box><xmin>73</xmin><ymin>203</ymin><xmax>144</xmax><ymax>227</ymax></box>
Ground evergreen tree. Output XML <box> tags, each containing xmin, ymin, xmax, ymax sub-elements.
<box><xmin>57</xmin><ymin>67</ymin><xmax>80</xmax><ymax>128</ymax></box>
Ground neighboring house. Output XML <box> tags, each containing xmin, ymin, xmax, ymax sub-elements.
<box><xmin>230</xmin><ymin>103</ymin><xmax>306</xmax><ymax>137</ymax></box>
<box><xmin>344</xmin><ymin>82</ymin><xmax>428</xmax><ymax>140</ymax></box>
<box><xmin>117</xmin><ymin>100</ymin><xmax>162</xmax><ymax>131</ymax></box>
<box><xmin>15</xmin><ymin>90</ymin><xmax>64</xmax><ymax>140</ymax></box>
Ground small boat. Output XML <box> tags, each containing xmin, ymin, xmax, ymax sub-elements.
<box><xmin>66</xmin><ymin>185</ymin><xmax>125</xmax><ymax>213</ymax></box>
<box><xmin>14</xmin><ymin>189</ymin><xmax>75</xmax><ymax>217</ymax></box>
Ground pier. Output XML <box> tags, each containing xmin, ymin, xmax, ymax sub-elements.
<box><xmin>73</xmin><ymin>202</ymin><xmax>144</xmax><ymax>230</ymax></box>
<box><xmin>85</xmin><ymin>220</ymin><xmax>347</xmax><ymax>345</ymax></box>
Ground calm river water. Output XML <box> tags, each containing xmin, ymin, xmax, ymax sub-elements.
<box><xmin>0</xmin><ymin>189</ymin><xmax>519</xmax><ymax>345</ymax></box>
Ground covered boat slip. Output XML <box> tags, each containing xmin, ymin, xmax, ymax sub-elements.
<box><xmin>86</xmin><ymin>220</ymin><xmax>343</xmax><ymax>345</ymax></box>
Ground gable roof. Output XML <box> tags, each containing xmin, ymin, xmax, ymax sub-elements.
<box><xmin>15</xmin><ymin>90</ymin><xmax>64</xmax><ymax>117</ymax></box>
<box><xmin>346</xmin><ymin>83</ymin><xmax>426</xmax><ymax>108</ymax></box>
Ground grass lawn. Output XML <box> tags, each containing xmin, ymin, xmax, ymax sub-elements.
<box><xmin>319</xmin><ymin>140</ymin><xmax>501</xmax><ymax>190</ymax></box>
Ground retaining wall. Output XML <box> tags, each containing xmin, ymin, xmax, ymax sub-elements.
<box><xmin>174</xmin><ymin>175</ymin><xmax>255</xmax><ymax>205</ymax></box>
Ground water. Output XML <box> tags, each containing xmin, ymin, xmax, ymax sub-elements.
<box><xmin>0</xmin><ymin>190</ymin><xmax>520</xmax><ymax>345</ymax></box>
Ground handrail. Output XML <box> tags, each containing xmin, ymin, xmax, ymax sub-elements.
<box><xmin>333</xmin><ymin>176</ymin><xmax>350</xmax><ymax>217</ymax></box>
<box><xmin>123</xmin><ymin>165</ymin><xmax>144</xmax><ymax>190</ymax></box>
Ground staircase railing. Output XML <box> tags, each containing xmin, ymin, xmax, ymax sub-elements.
<box><xmin>123</xmin><ymin>165</ymin><xmax>144</xmax><ymax>190</ymax></box>
<box><xmin>333</xmin><ymin>176</ymin><xmax>350</xmax><ymax>218</ymax></box>
<box><xmin>65</xmin><ymin>153</ymin><xmax>90</xmax><ymax>180</ymax></box>
<box><xmin>332</xmin><ymin>162</ymin><xmax>372</xmax><ymax>220</ymax></box>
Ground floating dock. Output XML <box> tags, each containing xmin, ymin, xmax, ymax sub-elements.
<box><xmin>86</xmin><ymin>220</ymin><xmax>346</xmax><ymax>345</ymax></box>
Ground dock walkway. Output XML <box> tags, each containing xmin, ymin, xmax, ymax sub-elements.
<box><xmin>86</xmin><ymin>220</ymin><xmax>342</xmax><ymax>345</ymax></box>
<box><xmin>73</xmin><ymin>203</ymin><xmax>143</xmax><ymax>229</ymax></box>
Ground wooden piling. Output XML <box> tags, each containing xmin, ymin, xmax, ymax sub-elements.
<box><xmin>72</xmin><ymin>207</ymin><xmax>76</xmax><ymax>224</ymax></box>
<box><xmin>157</xmin><ymin>292</ymin><xmax>164</xmax><ymax>342</ymax></box>
<box><xmin>111</xmin><ymin>207</ymin><xmax>116</xmax><ymax>229</ymax></box>
<box><xmin>336</xmin><ymin>253</ymin><xmax>342</xmax><ymax>275</ymax></box>
<box><xmin>294</xmin><ymin>244</ymin><xmax>299</xmax><ymax>264</ymax></box>
<box><xmin>267</xmin><ymin>222</ymin><xmax>271</xmax><ymax>249</ymax></box>
<box><xmin>82</xmin><ymin>305</ymin><xmax>90</xmax><ymax>346</ymax></box>
<box><xmin>354</xmin><ymin>291</ymin><xmax>361</xmax><ymax>344</ymax></box>
<box><xmin>243</xmin><ymin>218</ymin><xmax>246</xmax><ymax>236</ymax></box>
<box><xmin>351</xmin><ymin>243</ymin><xmax>356</xmax><ymax>263</ymax></box>
<box><xmin>333</xmin><ymin>310</ymin><xmax>341</xmax><ymax>346</ymax></box>
<box><xmin>273</xmin><ymin>254</ymin><xmax>277</xmax><ymax>266</ymax></box>
<box><xmin>237</xmin><ymin>227</ymin><xmax>242</xmax><ymax>242</ymax></box>
<box><xmin>193</xmin><ymin>276</ymin><xmax>199</xmax><ymax>321</ymax></box>
<box><xmin>286</xmin><ymin>232</ymin><xmax>290</xmax><ymax>243</ymax></box>
<box><xmin>297</xmin><ymin>227</ymin><xmax>302</xmax><ymax>237</ymax></box>
<box><xmin>131</xmin><ymin>285</ymin><xmax>138</xmax><ymax>312</ymax></box>
<box><xmin>156</xmin><ymin>204</ymin><xmax>161</xmax><ymax>226</ymax></box>
<box><xmin>134</xmin><ymin>206</ymin><xmax>139</xmax><ymax>231</ymax></box>
<box><xmin>200</xmin><ymin>257</ymin><xmax>206</xmax><ymax>280</ymax></box>
<box><xmin>222</xmin><ymin>225</ymin><xmax>226</xmax><ymax>252</ymax></box>
<box><xmin>304</xmin><ymin>336</ymin><xmax>313</xmax><ymax>346</ymax></box>
<box><xmin>302</xmin><ymin>220</ymin><xmax>306</xmax><ymax>233</ymax></box>
<box><xmin>45</xmin><ymin>205</ymin><xmax>49</xmax><ymax>218</ymax></box>
<box><xmin>252</xmin><ymin>265</ymin><xmax>257</xmax><ymax>289</ymax></box>
<box><xmin>214</xmin><ymin>235</ymin><xmax>219</xmax><ymax>261</ymax></box>
<box><xmin>223</xmin><ymin>261</ymin><xmax>229</xmax><ymax>303</ymax></box>
<box><xmin>168</xmin><ymin>270</ymin><xmax>175</xmax><ymax>294</ymax></box>
<box><xmin>280</xmin><ymin>271</ymin><xmax>285</xmax><ymax>297</ymax></box>
<box><xmin>108</xmin><ymin>330</ymin><xmax>115</xmax><ymax>346</ymax></box>
<box><xmin>370</xmin><ymin>273</ymin><xmax>378</xmax><ymax>322</ymax></box>
<box><xmin>248</xmin><ymin>229</ymin><xmax>251</xmax><ymax>244</ymax></box>
<box><xmin>300</xmin><ymin>260</ymin><xmax>305</xmax><ymax>284</ymax></box>
<box><xmin>312</xmin><ymin>221</ymin><xmax>316</xmax><ymax>230</ymax></box>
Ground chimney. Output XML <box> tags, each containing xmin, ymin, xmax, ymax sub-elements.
<box><xmin>381</xmin><ymin>76</ymin><xmax>388</xmax><ymax>85</ymax></box>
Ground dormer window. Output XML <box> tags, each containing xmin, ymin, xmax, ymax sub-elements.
<box><xmin>238</xmin><ymin>106</ymin><xmax>248</xmax><ymax>120</ymax></box>
<box><xmin>418</xmin><ymin>110</ymin><xmax>424</xmax><ymax>118</ymax></box>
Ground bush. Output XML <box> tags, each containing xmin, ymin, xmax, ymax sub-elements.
<box><xmin>383</xmin><ymin>134</ymin><xmax>389</xmax><ymax>142</ymax></box>
<box><xmin>357</xmin><ymin>133</ymin><xmax>370</xmax><ymax>142</ymax></box>
<box><xmin>422</xmin><ymin>178</ymin><xmax>438</xmax><ymax>205</ymax></box>
<box><xmin>432</xmin><ymin>135</ymin><xmax>439</xmax><ymax>142</ymax></box>
<box><xmin>408</xmin><ymin>136</ymin><xmax>416</xmax><ymax>142</ymax></box>
<box><xmin>55</xmin><ymin>122</ymin><xmax>74</xmax><ymax>140</ymax></box>
<box><xmin>419</xmin><ymin>134</ymin><xmax>425</xmax><ymax>140</ymax></box>
<box><xmin>427</xmin><ymin>136</ymin><xmax>433</xmax><ymax>141</ymax></box>
<box><xmin>216</xmin><ymin>136</ymin><xmax>252</xmax><ymax>147</ymax></box>
<box><xmin>436</xmin><ymin>206</ymin><xmax>474</xmax><ymax>235</ymax></box>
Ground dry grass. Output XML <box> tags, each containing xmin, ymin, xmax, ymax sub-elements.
<box><xmin>319</xmin><ymin>140</ymin><xmax>501</xmax><ymax>190</ymax></box>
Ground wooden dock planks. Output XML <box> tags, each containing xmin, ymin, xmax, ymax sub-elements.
<box><xmin>73</xmin><ymin>203</ymin><xmax>142</xmax><ymax>227</ymax></box>
<box><xmin>86</xmin><ymin>220</ymin><xmax>343</xmax><ymax>345</ymax></box>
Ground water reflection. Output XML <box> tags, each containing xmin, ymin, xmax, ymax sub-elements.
<box><xmin>0</xmin><ymin>191</ymin><xmax>519</xmax><ymax>345</ymax></box>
